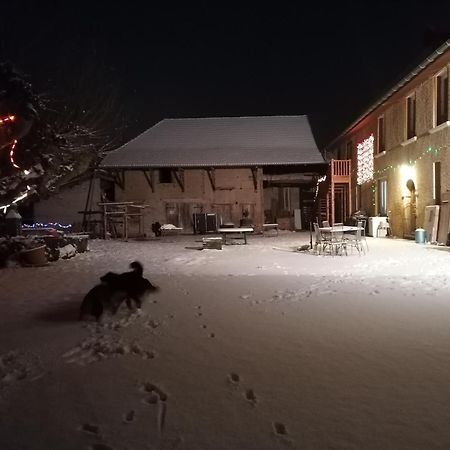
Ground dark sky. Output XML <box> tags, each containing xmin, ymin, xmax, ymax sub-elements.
<box><xmin>1</xmin><ymin>1</ymin><xmax>450</xmax><ymax>148</ymax></box>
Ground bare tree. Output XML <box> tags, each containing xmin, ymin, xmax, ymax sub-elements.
<box><xmin>0</xmin><ymin>61</ymin><xmax>126</xmax><ymax>207</ymax></box>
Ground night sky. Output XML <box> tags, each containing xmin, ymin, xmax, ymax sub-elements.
<box><xmin>1</xmin><ymin>1</ymin><xmax>450</xmax><ymax>148</ymax></box>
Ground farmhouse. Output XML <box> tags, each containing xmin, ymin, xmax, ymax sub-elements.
<box><xmin>322</xmin><ymin>39</ymin><xmax>450</xmax><ymax>241</ymax></box>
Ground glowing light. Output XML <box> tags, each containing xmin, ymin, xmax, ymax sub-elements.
<box><xmin>0</xmin><ymin>115</ymin><xmax>20</xmax><ymax>170</ymax></box>
<box><xmin>9</xmin><ymin>139</ymin><xmax>20</xmax><ymax>169</ymax></box>
<box><xmin>22</xmin><ymin>222</ymin><xmax>72</xmax><ymax>229</ymax></box>
<box><xmin>400</xmin><ymin>164</ymin><xmax>416</xmax><ymax>198</ymax></box>
<box><xmin>0</xmin><ymin>186</ymin><xmax>32</xmax><ymax>213</ymax></box>
<box><xmin>0</xmin><ymin>115</ymin><xmax>15</xmax><ymax>125</ymax></box>
<box><xmin>314</xmin><ymin>175</ymin><xmax>328</xmax><ymax>201</ymax></box>
<box><xmin>23</xmin><ymin>169</ymin><xmax>30</xmax><ymax>175</ymax></box>
<box><xmin>357</xmin><ymin>134</ymin><xmax>374</xmax><ymax>185</ymax></box>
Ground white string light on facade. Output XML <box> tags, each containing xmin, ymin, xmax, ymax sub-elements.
<box><xmin>357</xmin><ymin>134</ymin><xmax>374</xmax><ymax>185</ymax></box>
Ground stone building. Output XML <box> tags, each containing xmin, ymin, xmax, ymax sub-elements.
<box><xmin>99</xmin><ymin>116</ymin><xmax>325</xmax><ymax>235</ymax></box>
<box><xmin>324</xmin><ymin>39</ymin><xmax>450</xmax><ymax>240</ymax></box>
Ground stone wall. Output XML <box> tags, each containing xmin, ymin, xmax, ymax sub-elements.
<box><xmin>328</xmin><ymin>57</ymin><xmax>450</xmax><ymax>238</ymax></box>
<box><xmin>116</xmin><ymin>167</ymin><xmax>265</xmax><ymax>235</ymax></box>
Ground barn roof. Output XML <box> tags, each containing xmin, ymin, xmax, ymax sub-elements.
<box><xmin>100</xmin><ymin>115</ymin><xmax>324</xmax><ymax>168</ymax></box>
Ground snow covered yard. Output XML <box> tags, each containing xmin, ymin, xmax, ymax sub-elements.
<box><xmin>1</xmin><ymin>232</ymin><xmax>450</xmax><ymax>449</ymax></box>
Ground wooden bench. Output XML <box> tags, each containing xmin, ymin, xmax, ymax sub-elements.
<box><xmin>262</xmin><ymin>223</ymin><xmax>279</xmax><ymax>236</ymax></box>
<box><xmin>218</xmin><ymin>227</ymin><xmax>254</xmax><ymax>245</ymax></box>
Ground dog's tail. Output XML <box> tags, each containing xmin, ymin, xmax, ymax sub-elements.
<box><xmin>130</xmin><ymin>261</ymin><xmax>143</xmax><ymax>277</ymax></box>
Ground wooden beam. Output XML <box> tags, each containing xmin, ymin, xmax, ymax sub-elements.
<box><xmin>251</xmin><ymin>167</ymin><xmax>258</xmax><ymax>191</ymax></box>
<box><xmin>172</xmin><ymin>169</ymin><xmax>185</xmax><ymax>192</ymax></box>
<box><xmin>142</xmin><ymin>169</ymin><xmax>155</xmax><ymax>192</ymax></box>
<box><xmin>113</xmin><ymin>169</ymin><xmax>125</xmax><ymax>190</ymax></box>
<box><xmin>206</xmin><ymin>168</ymin><xmax>216</xmax><ymax>191</ymax></box>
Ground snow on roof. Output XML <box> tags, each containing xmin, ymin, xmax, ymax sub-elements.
<box><xmin>100</xmin><ymin>115</ymin><xmax>325</xmax><ymax>168</ymax></box>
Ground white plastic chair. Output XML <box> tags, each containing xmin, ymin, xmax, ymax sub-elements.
<box><xmin>330</xmin><ymin>223</ymin><xmax>347</xmax><ymax>256</ymax></box>
<box><xmin>346</xmin><ymin>221</ymin><xmax>365</xmax><ymax>255</ymax></box>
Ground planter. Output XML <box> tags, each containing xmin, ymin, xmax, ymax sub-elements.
<box><xmin>20</xmin><ymin>245</ymin><xmax>48</xmax><ymax>267</ymax></box>
<box><xmin>66</xmin><ymin>234</ymin><xmax>89</xmax><ymax>253</ymax></box>
<box><xmin>76</xmin><ymin>237</ymin><xmax>89</xmax><ymax>253</ymax></box>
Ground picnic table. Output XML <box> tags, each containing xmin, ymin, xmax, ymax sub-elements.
<box><xmin>218</xmin><ymin>227</ymin><xmax>254</xmax><ymax>245</ymax></box>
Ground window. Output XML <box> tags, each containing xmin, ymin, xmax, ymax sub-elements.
<box><xmin>436</xmin><ymin>69</ymin><xmax>449</xmax><ymax>126</ymax></box>
<box><xmin>346</xmin><ymin>141</ymin><xmax>352</xmax><ymax>159</ymax></box>
<box><xmin>406</xmin><ymin>94</ymin><xmax>416</xmax><ymax>139</ymax></box>
<box><xmin>378</xmin><ymin>179</ymin><xmax>387</xmax><ymax>216</ymax></box>
<box><xmin>377</xmin><ymin>116</ymin><xmax>385</xmax><ymax>153</ymax></box>
<box><xmin>282</xmin><ymin>188</ymin><xmax>291</xmax><ymax>211</ymax></box>
<box><xmin>159</xmin><ymin>168</ymin><xmax>172</xmax><ymax>183</ymax></box>
<box><xmin>433</xmin><ymin>161</ymin><xmax>441</xmax><ymax>204</ymax></box>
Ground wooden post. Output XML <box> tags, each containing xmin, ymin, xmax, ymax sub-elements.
<box><xmin>103</xmin><ymin>204</ymin><xmax>107</xmax><ymax>239</ymax></box>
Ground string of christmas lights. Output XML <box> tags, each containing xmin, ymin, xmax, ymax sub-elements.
<box><xmin>22</xmin><ymin>222</ymin><xmax>72</xmax><ymax>229</ymax></box>
<box><xmin>372</xmin><ymin>143</ymin><xmax>449</xmax><ymax>177</ymax></box>
<box><xmin>0</xmin><ymin>115</ymin><xmax>21</xmax><ymax>170</ymax></box>
<box><xmin>368</xmin><ymin>142</ymin><xmax>450</xmax><ymax>209</ymax></box>
<box><xmin>357</xmin><ymin>134</ymin><xmax>374</xmax><ymax>185</ymax></box>
<box><xmin>0</xmin><ymin>115</ymin><xmax>15</xmax><ymax>124</ymax></box>
<box><xmin>9</xmin><ymin>139</ymin><xmax>19</xmax><ymax>169</ymax></box>
<box><xmin>0</xmin><ymin>186</ymin><xmax>32</xmax><ymax>214</ymax></box>
<box><xmin>0</xmin><ymin>115</ymin><xmax>36</xmax><ymax>212</ymax></box>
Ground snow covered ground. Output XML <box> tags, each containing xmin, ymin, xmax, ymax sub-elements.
<box><xmin>1</xmin><ymin>232</ymin><xmax>450</xmax><ymax>449</ymax></box>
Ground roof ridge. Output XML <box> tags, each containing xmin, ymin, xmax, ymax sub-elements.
<box><xmin>162</xmin><ymin>115</ymin><xmax>307</xmax><ymax>122</ymax></box>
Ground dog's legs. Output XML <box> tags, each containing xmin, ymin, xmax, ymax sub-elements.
<box><xmin>125</xmin><ymin>298</ymin><xmax>134</xmax><ymax>310</ymax></box>
<box><xmin>132</xmin><ymin>297</ymin><xmax>142</xmax><ymax>309</ymax></box>
<box><xmin>94</xmin><ymin>302</ymin><xmax>104</xmax><ymax>322</ymax></box>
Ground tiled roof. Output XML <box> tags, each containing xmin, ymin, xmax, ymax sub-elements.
<box><xmin>100</xmin><ymin>115</ymin><xmax>324</xmax><ymax>168</ymax></box>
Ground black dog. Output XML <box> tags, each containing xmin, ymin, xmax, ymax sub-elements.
<box><xmin>100</xmin><ymin>261</ymin><xmax>158</xmax><ymax>310</ymax></box>
<box><xmin>79</xmin><ymin>283</ymin><xmax>127</xmax><ymax>321</ymax></box>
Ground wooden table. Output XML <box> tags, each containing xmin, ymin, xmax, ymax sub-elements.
<box><xmin>218</xmin><ymin>227</ymin><xmax>254</xmax><ymax>245</ymax></box>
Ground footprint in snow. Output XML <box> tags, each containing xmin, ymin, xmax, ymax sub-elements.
<box><xmin>245</xmin><ymin>388</ymin><xmax>257</xmax><ymax>405</ymax></box>
<box><xmin>146</xmin><ymin>319</ymin><xmax>160</xmax><ymax>329</ymax></box>
<box><xmin>81</xmin><ymin>423</ymin><xmax>100</xmax><ymax>435</ymax></box>
<box><xmin>122</xmin><ymin>410</ymin><xmax>135</xmax><ymax>424</ymax></box>
<box><xmin>90</xmin><ymin>444</ymin><xmax>114</xmax><ymax>450</ymax></box>
<box><xmin>273</xmin><ymin>422</ymin><xmax>288</xmax><ymax>436</ymax></box>
<box><xmin>141</xmin><ymin>382</ymin><xmax>168</xmax><ymax>402</ymax></box>
<box><xmin>228</xmin><ymin>372</ymin><xmax>240</xmax><ymax>384</ymax></box>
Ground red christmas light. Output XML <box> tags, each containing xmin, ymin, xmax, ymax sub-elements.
<box><xmin>0</xmin><ymin>115</ymin><xmax>21</xmax><ymax>169</ymax></box>
<box><xmin>9</xmin><ymin>139</ymin><xmax>20</xmax><ymax>169</ymax></box>
<box><xmin>0</xmin><ymin>115</ymin><xmax>15</xmax><ymax>125</ymax></box>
